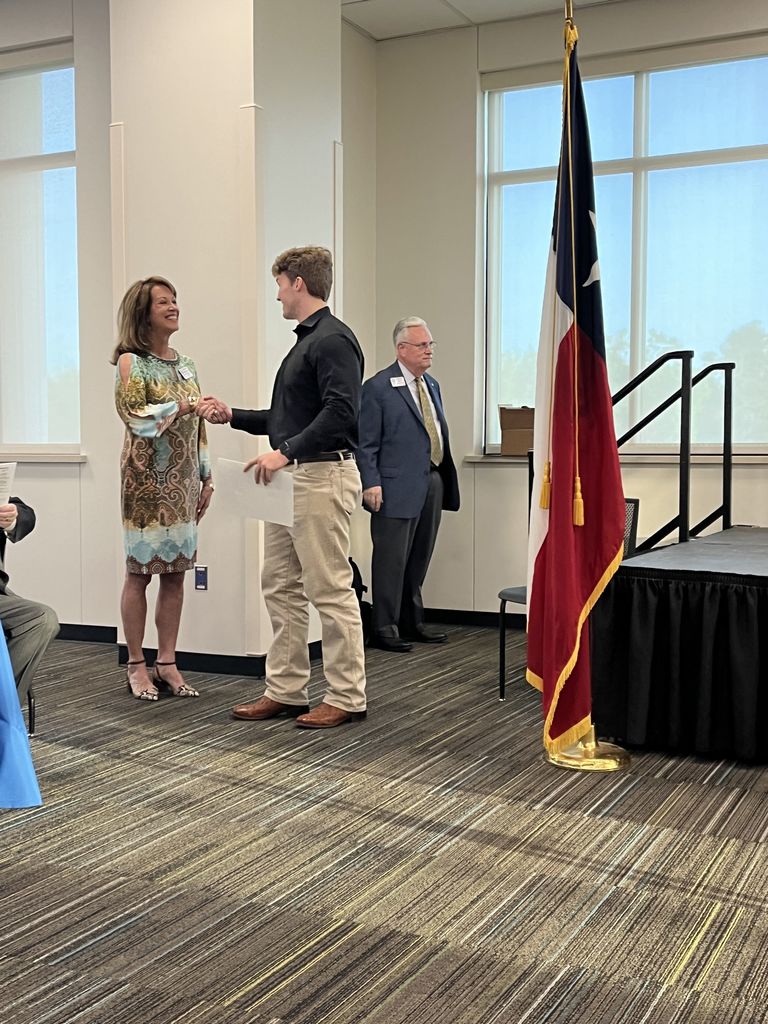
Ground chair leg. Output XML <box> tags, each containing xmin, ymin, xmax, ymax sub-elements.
<box><xmin>27</xmin><ymin>688</ymin><xmax>36</xmax><ymax>737</ymax></box>
<box><xmin>499</xmin><ymin>599</ymin><xmax>507</xmax><ymax>701</ymax></box>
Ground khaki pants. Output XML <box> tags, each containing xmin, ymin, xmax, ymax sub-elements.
<box><xmin>261</xmin><ymin>459</ymin><xmax>367</xmax><ymax>712</ymax></box>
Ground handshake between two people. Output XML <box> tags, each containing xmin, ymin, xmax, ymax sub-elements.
<box><xmin>196</xmin><ymin>395</ymin><xmax>232</xmax><ymax>425</ymax></box>
<box><xmin>196</xmin><ymin>396</ymin><xmax>289</xmax><ymax>484</ymax></box>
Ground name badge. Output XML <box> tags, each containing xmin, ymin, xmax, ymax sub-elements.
<box><xmin>177</xmin><ymin>365</ymin><xmax>194</xmax><ymax>381</ymax></box>
<box><xmin>390</xmin><ymin>376</ymin><xmax>406</xmax><ymax>388</ymax></box>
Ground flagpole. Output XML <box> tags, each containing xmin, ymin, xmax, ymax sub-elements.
<box><xmin>542</xmin><ymin>4</ymin><xmax>630</xmax><ymax>774</ymax></box>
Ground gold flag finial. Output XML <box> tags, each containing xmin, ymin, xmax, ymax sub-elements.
<box><xmin>564</xmin><ymin>1</ymin><xmax>578</xmax><ymax>51</ymax></box>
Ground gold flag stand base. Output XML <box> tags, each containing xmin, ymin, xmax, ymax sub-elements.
<box><xmin>544</xmin><ymin>727</ymin><xmax>631</xmax><ymax>772</ymax></box>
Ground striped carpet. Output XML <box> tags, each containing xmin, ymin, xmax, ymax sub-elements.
<box><xmin>2</xmin><ymin>628</ymin><xmax>768</xmax><ymax>1024</ymax></box>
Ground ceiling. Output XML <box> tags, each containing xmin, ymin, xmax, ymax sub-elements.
<box><xmin>341</xmin><ymin>0</ymin><xmax>630</xmax><ymax>41</ymax></box>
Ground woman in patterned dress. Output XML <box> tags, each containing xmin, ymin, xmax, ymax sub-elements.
<box><xmin>112</xmin><ymin>277</ymin><xmax>213</xmax><ymax>701</ymax></box>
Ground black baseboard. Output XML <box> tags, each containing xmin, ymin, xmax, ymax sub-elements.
<box><xmin>425</xmin><ymin>608</ymin><xmax>526</xmax><ymax>630</ymax></box>
<box><xmin>58</xmin><ymin>624</ymin><xmax>117</xmax><ymax>644</ymax></box>
<box><xmin>63</xmin><ymin>614</ymin><xmax>518</xmax><ymax>677</ymax></box>
<box><xmin>117</xmin><ymin>644</ymin><xmax>267</xmax><ymax>678</ymax></box>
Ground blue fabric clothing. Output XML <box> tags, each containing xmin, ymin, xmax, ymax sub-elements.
<box><xmin>0</xmin><ymin>625</ymin><xmax>42</xmax><ymax>809</ymax></box>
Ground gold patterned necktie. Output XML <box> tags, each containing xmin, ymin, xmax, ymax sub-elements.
<box><xmin>415</xmin><ymin>377</ymin><xmax>443</xmax><ymax>466</ymax></box>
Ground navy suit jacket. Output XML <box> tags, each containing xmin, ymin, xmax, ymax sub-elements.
<box><xmin>0</xmin><ymin>498</ymin><xmax>35</xmax><ymax>595</ymax></box>
<box><xmin>358</xmin><ymin>361</ymin><xmax>460</xmax><ymax>519</ymax></box>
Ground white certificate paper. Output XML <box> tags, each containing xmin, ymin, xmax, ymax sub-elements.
<box><xmin>0</xmin><ymin>463</ymin><xmax>17</xmax><ymax>506</ymax></box>
<box><xmin>216</xmin><ymin>457</ymin><xmax>294</xmax><ymax>527</ymax></box>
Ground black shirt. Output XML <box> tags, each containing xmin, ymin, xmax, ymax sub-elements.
<box><xmin>230</xmin><ymin>306</ymin><xmax>364</xmax><ymax>460</ymax></box>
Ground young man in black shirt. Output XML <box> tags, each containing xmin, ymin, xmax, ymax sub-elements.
<box><xmin>200</xmin><ymin>247</ymin><xmax>367</xmax><ymax>728</ymax></box>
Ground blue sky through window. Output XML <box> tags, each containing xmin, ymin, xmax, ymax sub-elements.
<box><xmin>492</xmin><ymin>55</ymin><xmax>768</xmax><ymax>443</ymax></box>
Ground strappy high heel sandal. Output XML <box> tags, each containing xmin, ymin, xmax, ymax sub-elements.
<box><xmin>126</xmin><ymin>659</ymin><xmax>159</xmax><ymax>702</ymax></box>
<box><xmin>152</xmin><ymin>660</ymin><xmax>200</xmax><ymax>698</ymax></box>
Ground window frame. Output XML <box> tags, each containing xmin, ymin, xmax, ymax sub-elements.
<box><xmin>0</xmin><ymin>46</ymin><xmax>80</xmax><ymax>454</ymax></box>
<box><xmin>483</xmin><ymin>50</ymin><xmax>768</xmax><ymax>455</ymax></box>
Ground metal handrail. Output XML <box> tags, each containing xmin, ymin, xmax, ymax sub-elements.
<box><xmin>611</xmin><ymin>354</ymin><xmax>734</xmax><ymax>550</ymax></box>
<box><xmin>613</xmin><ymin>351</ymin><xmax>693</xmax><ymax>549</ymax></box>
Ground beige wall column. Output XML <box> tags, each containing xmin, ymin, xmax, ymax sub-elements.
<box><xmin>108</xmin><ymin>0</ymin><xmax>347</xmax><ymax>656</ymax></box>
<box><xmin>375</xmin><ymin>27</ymin><xmax>481</xmax><ymax>613</ymax></box>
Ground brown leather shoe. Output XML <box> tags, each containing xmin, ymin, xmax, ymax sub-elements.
<box><xmin>295</xmin><ymin>702</ymin><xmax>367</xmax><ymax>729</ymax></box>
<box><xmin>232</xmin><ymin>696</ymin><xmax>309</xmax><ymax>721</ymax></box>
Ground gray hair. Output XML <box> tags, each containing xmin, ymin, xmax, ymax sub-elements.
<box><xmin>393</xmin><ymin>316</ymin><xmax>428</xmax><ymax>346</ymax></box>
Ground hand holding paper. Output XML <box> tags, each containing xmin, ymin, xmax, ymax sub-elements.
<box><xmin>244</xmin><ymin>450</ymin><xmax>290</xmax><ymax>485</ymax></box>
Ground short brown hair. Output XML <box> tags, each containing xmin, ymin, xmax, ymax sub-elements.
<box><xmin>110</xmin><ymin>276</ymin><xmax>176</xmax><ymax>364</ymax></box>
<box><xmin>271</xmin><ymin>246</ymin><xmax>333</xmax><ymax>301</ymax></box>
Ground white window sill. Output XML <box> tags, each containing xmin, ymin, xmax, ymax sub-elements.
<box><xmin>0</xmin><ymin>447</ymin><xmax>87</xmax><ymax>464</ymax></box>
<box><xmin>466</xmin><ymin>451</ymin><xmax>768</xmax><ymax>466</ymax></box>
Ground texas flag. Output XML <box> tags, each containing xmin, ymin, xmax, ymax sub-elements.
<box><xmin>525</xmin><ymin>34</ymin><xmax>625</xmax><ymax>755</ymax></box>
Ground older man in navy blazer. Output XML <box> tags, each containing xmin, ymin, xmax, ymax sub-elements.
<box><xmin>358</xmin><ymin>317</ymin><xmax>459</xmax><ymax>653</ymax></box>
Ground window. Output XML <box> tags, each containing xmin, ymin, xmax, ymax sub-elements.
<box><xmin>0</xmin><ymin>64</ymin><xmax>79</xmax><ymax>444</ymax></box>
<box><xmin>485</xmin><ymin>56</ymin><xmax>768</xmax><ymax>449</ymax></box>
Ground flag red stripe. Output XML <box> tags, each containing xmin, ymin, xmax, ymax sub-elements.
<box><xmin>527</xmin><ymin>325</ymin><xmax>624</xmax><ymax>748</ymax></box>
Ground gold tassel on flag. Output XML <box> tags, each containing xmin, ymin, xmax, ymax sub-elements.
<box><xmin>539</xmin><ymin>461</ymin><xmax>551</xmax><ymax>509</ymax></box>
<box><xmin>572</xmin><ymin>475</ymin><xmax>584</xmax><ymax>525</ymax></box>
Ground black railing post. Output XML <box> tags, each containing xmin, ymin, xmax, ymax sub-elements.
<box><xmin>723</xmin><ymin>364</ymin><xmax>733</xmax><ymax>530</ymax></box>
<box><xmin>678</xmin><ymin>353</ymin><xmax>692</xmax><ymax>542</ymax></box>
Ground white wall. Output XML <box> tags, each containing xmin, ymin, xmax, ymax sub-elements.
<box><xmin>479</xmin><ymin>0</ymin><xmax>768</xmax><ymax>74</ymax></box>
<box><xmin>340</xmin><ymin>22</ymin><xmax>378</xmax><ymax>579</ymax></box>
<box><xmin>376</xmin><ymin>27</ymin><xmax>481</xmax><ymax>612</ymax></box>
<box><xmin>371</xmin><ymin>0</ymin><xmax>768</xmax><ymax>612</ymax></box>
<box><xmin>4</xmin><ymin>0</ymin><xmax>768</xmax><ymax>644</ymax></box>
<box><xmin>6</xmin><ymin>0</ymin><xmax>352</xmax><ymax>657</ymax></box>
<box><xmin>0</xmin><ymin>0</ymin><xmax>72</xmax><ymax>48</ymax></box>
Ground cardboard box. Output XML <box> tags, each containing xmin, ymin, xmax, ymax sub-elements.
<box><xmin>499</xmin><ymin>406</ymin><xmax>534</xmax><ymax>456</ymax></box>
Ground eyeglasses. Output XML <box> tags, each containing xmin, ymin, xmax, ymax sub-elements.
<box><xmin>399</xmin><ymin>341</ymin><xmax>437</xmax><ymax>352</ymax></box>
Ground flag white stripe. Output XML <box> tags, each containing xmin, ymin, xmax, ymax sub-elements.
<box><xmin>526</xmin><ymin>245</ymin><xmax>574</xmax><ymax>601</ymax></box>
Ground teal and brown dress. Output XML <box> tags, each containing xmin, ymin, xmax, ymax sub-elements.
<box><xmin>115</xmin><ymin>350</ymin><xmax>211</xmax><ymax>574</ymax></box>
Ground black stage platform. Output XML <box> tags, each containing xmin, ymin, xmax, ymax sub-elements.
<box><xmin>591</xmin><ymin>526</ymin><xmax>768</xmax><ymax>762</ymax></box>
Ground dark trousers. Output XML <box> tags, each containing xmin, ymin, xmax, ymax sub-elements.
<box><xmin>370</xmin><ymin>469</ymin><xmax>443</xmax><ymax>637</ymax></box>
<box><xmin>0</xmin><ymin>589</ymin><xmax>59</xmax><ymax>702</ymax></box>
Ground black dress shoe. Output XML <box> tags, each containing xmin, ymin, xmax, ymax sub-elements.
<box><xmin>368</xmin><ymin>634</ymin><xmax>413</xmax><ymax>653</ymax></box>
<box><xmin>401</xmin><ymin>626</ymin><xmax>448</xmax><ymax>644</ymax></box>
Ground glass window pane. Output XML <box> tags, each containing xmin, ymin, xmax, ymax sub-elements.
<box><xmin>488</xmin><ymin>179</ymin><xmax>556</xmax><ymax>445</ymax></box>
<box><xmin>0</xmin><ymin>165</ymin><xmax>80</xmax><ymax>443</ymax></box>
<box><xmin>489</xmin><ymin>178</ymin><xmax>557</xmax><ymax>446</ymax></box>
<box><xmin>42</xmin><ymin>68</ymin><xmax>76</xmax><ymax>154</ymax></box>
<box><xmin>502</xmin><ymin>84</ymin><xmax>561</xmax><ymax>171</ymax></box>
<box><xmin>0</xmin><ymin>66</ymin><xmax>75</xmax><ymax>160</ymax></box>
<box><xmin>582</xmin><ymin>76</ymin><xmax>634</xmax><ymax>163</ymax></box>
<box><xmin>501</xmin><ymin>75</ymin><xmax>633</xmax><ymax>171</ymax></box>
<box><xmin>649</xmin><ymin>57</ymin><xmax>768</xmax><ymax>157</ymax></box>
<box><xmin>642</xmin><ymin>160</ymin><xmax>768</xmax><ymax>444</ymax></box>
<box><xmin>488</xmin><ymin>174</ymin><xmax>632</xmax><ymax>445</ymax></box>
<box><xmin>593</xmin><ymin>173</ymin><xmax>632</xmax><ymax>438</ymax></box>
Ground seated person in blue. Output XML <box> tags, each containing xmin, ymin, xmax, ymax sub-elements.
<box><xmin>0</xmin><ymin>499</ymin><xmax>59</xmax><ymax>704</ymax></box>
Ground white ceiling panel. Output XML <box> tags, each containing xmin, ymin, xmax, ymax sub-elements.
<box><xmin>341</xmin><ymin>0</ymin><xmax>471</xmax><ymax>40</ymax></box>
